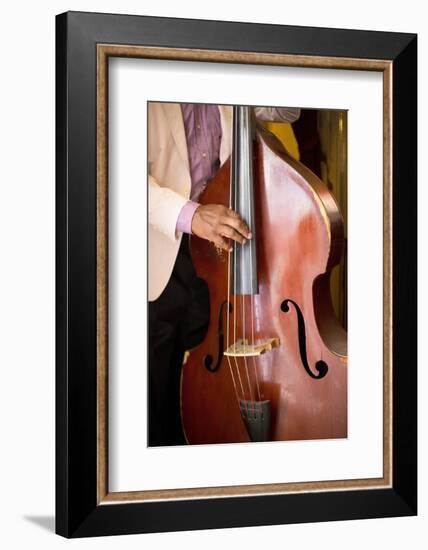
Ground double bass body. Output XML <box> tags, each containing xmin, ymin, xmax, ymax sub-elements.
<box><xmin>180</xmin><ymin>112</ymin><xmax>347</xmax><ymax>445</ymax></box>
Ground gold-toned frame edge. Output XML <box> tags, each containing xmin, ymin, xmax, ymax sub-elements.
<box><xmin>96</xmin><ymin>44</ymin><xmax>393</xmax><ymax>505</ymax></box>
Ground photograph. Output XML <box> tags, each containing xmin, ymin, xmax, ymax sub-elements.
<box><xmin>0</xmin><ymin>0</ymin><xmax>422</xmax><ymax>546</ymax></box>
<box><xmin>52</xmin><ymin>9</ymin><xmax>418</xmax><ymax>538</ymax></box>
<box><xmin>147</xmin><ymin>101</ymin><xmax>348</xmax><ymax>447</ymax></box>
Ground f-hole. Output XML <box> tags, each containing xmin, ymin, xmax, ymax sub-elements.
<box><xmin>203</xmin><ymin>300</ymin><xmax>232</xmax><ymax>373</ymax></box>
<box><xmin>280</xmin><ymin>299</ymin><xmax>328</xmax><ymax>379</ymax></box>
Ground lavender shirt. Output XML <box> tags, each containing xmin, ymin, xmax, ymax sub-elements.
<box><xmin>175</xmin><ymin>104</ymin><xmax>301</xmax><ymax>235</ymax></box>
<box><xmin>176</xmin><ymin>103</ymin><xmax>222</xmax><ymax>235</ymax></box>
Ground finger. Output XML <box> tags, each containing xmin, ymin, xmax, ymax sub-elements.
<box><xmin>223</xmin><ymin>213</ymin><xmax>252</xmax><ymax>239</ymax></box>
<box><xmin>218</xmin><ymin>224</ymin><xmax>246</xmax><ymax>245</ymax></box>
<box><xmin>213</xmin><ymin>234</ymin><xmax>232</xmax><ymax>252</ymax></box>
<box><xmin>225</xmin><ymin>208</ymin><xmax>240</xmax><ymax>219</ymax></box>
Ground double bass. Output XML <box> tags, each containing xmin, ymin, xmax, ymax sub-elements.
<box><xmin>180</xmin><ymin>105</ymin><xmax>347</xmax><ymax>444</ymax></box>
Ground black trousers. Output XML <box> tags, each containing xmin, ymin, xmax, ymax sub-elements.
<box><xmin>148</xmin><ymin>235</ymin><xmax>210</xmax><ymax>446</ymax></box>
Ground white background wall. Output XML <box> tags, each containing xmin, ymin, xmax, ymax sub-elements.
<box><xmin>0</xmin><ymin>1</ymin><xmax>425</xmax><ymax>548</ymax></box>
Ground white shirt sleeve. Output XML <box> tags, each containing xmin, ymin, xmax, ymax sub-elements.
<box><xmin>254</xmin><ymin>106</ymin><xmax>300</xmax><ymax>123</ymax></box>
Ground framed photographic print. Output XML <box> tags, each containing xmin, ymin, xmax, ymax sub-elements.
<box><xmin>56</xmin><ymin>11</ymin><xmax>417</xmax><ymax>537</ymax></box>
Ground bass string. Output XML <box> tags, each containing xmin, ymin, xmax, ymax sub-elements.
<box><xmin>245</xmin><ymin>120</ymin><xmax>262</xmax><ymax>404</ymax></box>
<box><xmin>225</xmin><ymin>137</ymin><xmax>247</xmax><ymax>415</ymax></box>
<box><xmin>233</xmin><ymin>290</ymin><xmax>246</xmax><ymax>404</ymax></box>
<box><xmin>241</xmin><ymin>294</ymin><xmax>255</xmax><ymax>408</ymax></box>
<box><xmin>235</xmin><ymin>107</ymin><xmax>254</xmax><ymax>412</ymax></box>
<box><xmin>232</xmin><ymin>130</ymin><xmax>250</xmax><ymax>414</ymax></box>
<box><xmin>238</xmin><ymin>106</ymin><xmax>255</xmax><ymax>413</ymax></box>
<box><xmin>225</xmin><ymin>240</ymin><xmax>239</xmax><ymax>408</ymax></box>
<box><xmin>250</xmin><ymin>294</ymin><xmax>262</xmax><ymax>402</ymax></box>
<box><xmin>247</xmin><ymin>229</ymin><xmax>261</xmax><ymax>402</ymax></box>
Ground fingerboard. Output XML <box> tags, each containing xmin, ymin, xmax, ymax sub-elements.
<box><xmin>231</xmin><ymin>105</ymin><xmax>258</xmax><ymax>296</ymax></box>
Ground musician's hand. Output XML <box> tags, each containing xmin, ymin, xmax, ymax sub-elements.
<box><xmin>191</xmin><ymin>204</ymin><xmax>252</xmax><ymax>252</ymax></box>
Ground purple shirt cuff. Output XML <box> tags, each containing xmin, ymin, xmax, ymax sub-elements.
<box><xmin>176</xmin><ymin>200</ymin><xmax>200</xmax><ymax>235</ymax></box>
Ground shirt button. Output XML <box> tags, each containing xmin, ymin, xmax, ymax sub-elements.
<box><xmin>202</xmin><ymin>152</ymin><xmax>207</xmax><ymax>158</ymax></box>
<box><xmin>196</xmin><ymin>124</ymin><xmax>201</xmax><ymax>129</ymax></box>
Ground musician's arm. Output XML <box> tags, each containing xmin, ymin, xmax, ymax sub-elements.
<box><xmin>150</xmin><ymin>105</ymin><xmax>295</xmax><ymax>247</ymax></box>
<box><xmin>149</xmin><ymin>174</ymin><xmax>190</xmax><ymax>242</ymax></box>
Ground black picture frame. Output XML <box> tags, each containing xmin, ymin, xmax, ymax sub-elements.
<box><xmin>56</xmin><ymin>10</ymin><xmax>417</xmax><ymax>537</ymax></box>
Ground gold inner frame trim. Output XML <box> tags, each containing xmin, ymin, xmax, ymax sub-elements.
<box><xmin>96</xmin><ymin>43</ymin><xmax>393</xmax><ymax>504</ymax></box>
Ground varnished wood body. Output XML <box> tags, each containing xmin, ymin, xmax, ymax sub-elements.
<box><xmin>181</xmin><ymin>126</ymin><xmax>347</xmax><ymax>444</ymax></box>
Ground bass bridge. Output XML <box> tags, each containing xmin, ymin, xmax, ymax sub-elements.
<box><xmin>224</xmin><ymin>337</ymin><xmax>280</xmax><ymax>357</ymax></box>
